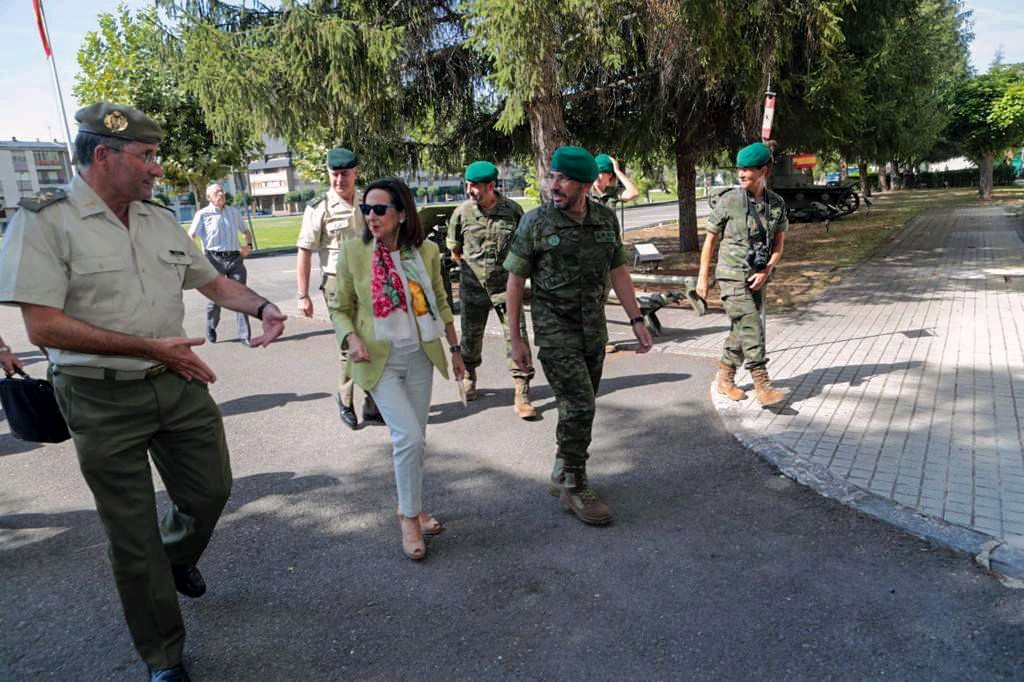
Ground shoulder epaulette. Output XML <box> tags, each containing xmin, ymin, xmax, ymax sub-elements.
<box><xmin>307</xmin><ymin>193</ymin><xmax>327</xmax><ymax>209</ymax></box>
<box><xmin>17</xmin><ymin>188</ymin><xmax>68</xmax><ymax>213</ymax></box>
<box><xmin>143</xmin><ymin>199</ymin><xmax>174</xmax><ymax>213</ymax></box>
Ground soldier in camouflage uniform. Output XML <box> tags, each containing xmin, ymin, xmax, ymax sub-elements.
<box><xmin>589</xmin><ymin>153</ymin><xmax>640</xmax><ymax>210</ymax></box>
<box><xmin>296</xmin><ymin>147</ymin><xmax>380</xmax><ymax>429</ymax></box>
<box><xmin>446</xmin><ymin>160</ymin><xmax>536</xmax><ymax>419</ymax></box>
<box><xmin>697</xmin><ymin>141</ymin><xmax>788</xmax><ymax>407</ymax></box>
<box><xmin>505</xmin><ymin>146</ymin><xmax>652</xmax><ymax>525</ymax></box>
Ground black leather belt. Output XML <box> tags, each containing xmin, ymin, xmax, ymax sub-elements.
<box><xmin>209</xmin><ymin>250</ymin><xmax>240</xmax><ymax>257</ymax></box>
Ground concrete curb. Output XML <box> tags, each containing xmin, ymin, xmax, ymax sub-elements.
<box><xmin>709</xmin><ymin>382</ymin><xmax>1024</xmax><ymax>584</ymax></box>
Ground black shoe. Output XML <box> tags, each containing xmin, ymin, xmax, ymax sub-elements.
<box><xmin>171</xmin><ymin>564</ymin><xmax>206</xmax><ymax>599</ymax></box>
<box><xmin>205</xmin><ymin>328</ymin><xmax>217</xmax><ymax>344</ymax></box>
<box><xmin>362</xmin><ymin>408</ymin><xmax>385</xmax><ymax>424</ymax></box>
<box><xmin>336</xmin><ymin>395</ymin><xmax>358</xmax><ymax>430</ymax></box>
<box><xmin>149</xmin><ymin>664</ymin><xmax>191</xmax><ymax>682</ymax></box>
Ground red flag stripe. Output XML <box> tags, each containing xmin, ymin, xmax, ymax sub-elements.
<box><xmin>33</xmin><ymin>0</ymin><xmax>52</xmax><ymax>57</ymax></box>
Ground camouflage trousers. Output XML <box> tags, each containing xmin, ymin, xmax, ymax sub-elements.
<box><xmin>537</xmin><ymin>346</ymin><xmax>605</xmax><ymax>473</ymax></box>
<box><xmin>719</xmin><ymin>279</ymin><xmax>768</xmax><ymax>370</ymax></box>
<box><xmin>460</xmin><ymin>272</ymin><xmax>534</xmax><ymax>381</ymax></box>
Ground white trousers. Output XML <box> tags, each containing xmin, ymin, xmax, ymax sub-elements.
<box><xmin>369</xmin><ymin>347</ymin><xmax>435</xmax><ymax>517</ymax></box>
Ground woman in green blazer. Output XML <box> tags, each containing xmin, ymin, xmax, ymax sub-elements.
<box><xmin>330</xmin><ymin>177</ymin><xmax>465</xmax><ymax>560</ymax></box>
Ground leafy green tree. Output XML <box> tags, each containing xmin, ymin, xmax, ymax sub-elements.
<box><xmin>946</xmin><ymin>64</ymin><xmax>1024</xmax><ymax>197</ymax></box>
<box><xmin>74</xmin><ymin>5</ymin><xmax>252</xmax><ymax>205</ymax></box>
<box><xmin>234</xmin><ymin>190</ymin><xmax>252</xmax><ymax>208</ymax></box>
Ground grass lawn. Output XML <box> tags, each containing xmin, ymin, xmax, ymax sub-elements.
<box><xmin>624</xmin><ymin>185</ymin><xmax>1024</xmax><ymax>314</ymax></box>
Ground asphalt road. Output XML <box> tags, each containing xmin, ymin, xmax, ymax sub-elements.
<box><xmin>2</xmin><ymin>293</ymin><xmax>1023</xmax><ymax>680</ymax></box>
<box><xmin>620</xmin><ymin>199</ymin><xmax>710</xmax><ymax>232</ymax></box>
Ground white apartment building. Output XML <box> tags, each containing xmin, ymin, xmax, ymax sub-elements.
<box><xmin>0</xmin><ymin>139</ymin><xmax>73</xmax><ymax>232</ymax></box>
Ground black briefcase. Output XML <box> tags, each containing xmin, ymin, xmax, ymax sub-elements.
<box><xmin>0</xmin><ymin>370</ymin><xmax>71</xmax><ymax>443</ymax></box>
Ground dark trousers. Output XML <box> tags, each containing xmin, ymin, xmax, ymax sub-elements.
<box><xmin>459</xmin><ymin>271</ymin><xmax>534</xmax><ymax>381</ymax></box>
<box><xmin>205</xmin><ymin>251</ymin><xmax>250</xmax><ymax>342</ymax></box>
<box><xmin>537</xmin><ymin>346</ymin><xmax>605</xmax><ymax>473</ymax></box>
<box><xmin>52</xmin><ymin>370</ymin><xmax>232</xmax><ymax>669</ymax></box>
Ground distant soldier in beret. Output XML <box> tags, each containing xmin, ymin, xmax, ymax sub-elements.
<box><xmin>0</xmin><ymin>102</ymin><xmax>287</xmax><ymax>682</ymax></box>
<box><xmin>590</xmin><ymin>153</ymin><xmax>640</xmax><ymax>210</ymax></box>
<box><xmin>445</xmin><ymin>160</ymin><xmax>536</xmax><ymax>419</ymax></box>
<box><xmin>296</xmin><ymin>146</ymin><xmax>381</xmax><ymax>429</ymax></box>
<box><xmin>697</xmin><ymin>141</ymin><xmax>788</xmax><ymax>407</ymax></box>
<box><xmin>505</xmin><ymin>146</ymin><xmax>652</xmax><ymax>526</ymax></box>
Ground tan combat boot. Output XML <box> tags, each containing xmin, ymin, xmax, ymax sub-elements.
<box><xmin>463</xmin><ymin>368</ymin><xmax>478</xmax><ymax>401</ymax></box>
<box><xmin>513</xmin><ymin>378</ymin><xmax>538</xmax><ymax>420</ymax></box>
<box><xmin>716</xmin><ymin>362</ymin><xmax>747</xmax><ymax>401</ymax></box>
<box><xmin>750</xmin><ymin>367</ymin><xmax>787</xmax><ymax>406</ymax></box>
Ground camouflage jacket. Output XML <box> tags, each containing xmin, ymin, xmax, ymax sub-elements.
<box><xmin>445</xmin><ymin>193</ymin><xmax>523</xmax><ymax>298</ymax></box>
<box><xmin>503</xmin><ymin>200</ymin><xmax>629</xmax><ymax>350</ymax></box>
<box><xmin>706</xmin><ymin>187</ymin><xmax>788</xmax><ymax>281</ymax></box>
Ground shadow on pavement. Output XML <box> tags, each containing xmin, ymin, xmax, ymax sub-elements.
<box><xmin>218</xmin><ymin>392</ymin><xmax>332</xmax><ymax>417</ymax></box>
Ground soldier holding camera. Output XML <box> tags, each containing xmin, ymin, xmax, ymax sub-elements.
<box><xmin>696</xmin><ymin>142</ymin><xmax>788</xmax><ymax>407</ymax></box>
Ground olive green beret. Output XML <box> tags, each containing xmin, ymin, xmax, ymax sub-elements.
<box><xmin>75</xmin><ymin>102</ymin><xmax>163</xmax><ymax>144</ymax></box>
<box><xmin>736</xmin><ymin>142</ymin><xmax>772</xmax><ymax>168</ymax></box>
<box><xmin>465</xmin><ymin>160</ymin><xmax>498</xmax><ymax>183</ymax></box>
<box><xmin>327</xmin><ymin>147</ymin><xmax>359</xmax><ymax>169</ymax></box>
<box><xmin>550</xmin><ymin>146</ymin><xmax>598</xmax><ymax>183</ymax></box>
<box><xmin>594</xmin><ymin>154</ymin><xmax>614</xmax><ymax>174</ymax></box>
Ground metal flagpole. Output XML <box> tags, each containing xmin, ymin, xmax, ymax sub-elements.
<box><xmin>33</xmin><ymin>0</ymin><xmax>76</xmax><ymax>177</ymax></box>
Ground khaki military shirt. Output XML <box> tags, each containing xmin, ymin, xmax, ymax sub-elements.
<box><xmin>706</xmin><ymin>188</ymin><xmax>788</xmax><ymax>281</ymax></box>
<box><xmin>503</xmin><ymin>200</ymin><xmax>629</xmax><ymax>350</ymax></box>
<box><xmin>0</xmin><ymin>176</ymin><xmax>219</xmax><ymax>370</ymax></box>
<box><xmin>589</xmin><ymin>183</ymin><xmax>622</xmax><ymax>208</ymax></box>
<box><xmin>445</xmin><ymin>193</ymin><xmax>524</xmax><ymax>295</ymax></box>
<box><xmin>296</xmin><ymin>189</ymin><xmax>367</xmax><ymax>275</ymax></box>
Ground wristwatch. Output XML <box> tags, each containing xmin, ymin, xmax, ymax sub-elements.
<box><xmin>297</xmin><ymin>292</ymin><xmax>310</xmax><ymax>300</ymax></box>
<box><xmin>629</xmin><ymin>316</ymin><xmax>645</xmax><ymax>326</ymax></box>
<box><xmin>450</xmin><ymin>344</ymin><xmax>462</xmax><ymax>354</ymax></box>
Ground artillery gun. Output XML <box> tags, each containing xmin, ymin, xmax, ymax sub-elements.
<box><xmin>770</xmin><ymin>154</ymin><xmax>861</xmax><ymax>223</ymax></box>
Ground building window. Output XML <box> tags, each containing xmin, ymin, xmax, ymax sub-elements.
<box><xmin>11</xmin><ymin>152</ymin><xmax>28</xmax><ymax>172</ymax></box>
<box><xmin>37</xmin><ymin>169</ymin><xmax>66</xmax><ymax>185</ymax></box>
<box><xmin>15</xmin><ymin>171</ymin><xmax>33</xmax><ymax>192</ymax></box>
<box><xmin>34</xmin><ymin>150</ymin><xmax>63</xmax><ymax>167</ymax></box>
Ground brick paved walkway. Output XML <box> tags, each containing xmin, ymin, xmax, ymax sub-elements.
<box><xmin>658</xmin><ymin>206</ymin><xmax>1024</xmax><ymax>548</ymax></box>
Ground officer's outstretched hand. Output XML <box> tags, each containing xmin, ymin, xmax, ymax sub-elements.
<box><xmin>250</xmin><ymin>304</ymin><xmax>287</xmax><ymax>348</ymax></box>
<box><xmin>511</xmin><ymin>338</ymin><xmax>533</xmax><ymax>374</ymax></box>
<box><xmin>150</xmin><ymin>337</ymin><xmax>218</xmax><ymax>383</ymax></box>
<box><xmin>633</xmin><ymin>323</ymin><xmax>653</xmax><ymax>354</ymax></box>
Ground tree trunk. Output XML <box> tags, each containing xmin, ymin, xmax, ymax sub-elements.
<box><xmin>526</xmin><ymin>53</ymin><xmax>568</xmax><ymax>203</ymax></box>
<box><xmin>978</xmin><ymin>153</ymin><xmax>995</xmax><ymax>199</ymax></box>
<box><xmin>858</xmin><ymin>158</ymin><xmax>871</xmax><ymax>197</ymax></box>
<box><xmin>674</xmin><ymin>135</ymin><xmax>699</xmax><ymax>253</ymax></box>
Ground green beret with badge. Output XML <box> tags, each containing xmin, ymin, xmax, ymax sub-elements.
<box><xmin>550</xmin><ymin>146</ymin><xmax>599</xmax><ymax>183</ymax></box>
<box><xmin>736</xmin><ymin>142</ymin><xmax>772</xmax><ymax>169</ymax></box>
<box><xmin>75</xmin><ymin>102</ymin><xmax>164</xmax><ymax>143</ymax></box>
<box><xmin>327</xmin><ymin>147</ymin><xmax>359</xmax><ymax>169</ymax></box>
<box><xmin>464</xmin><ymin>160</ymin><xmax>498</xmax><ymax>183</ymax></box>
<box><xmin>594</xmin><ymin>154</ymin><xmax>615</xmax><ymax>174</ymax></box>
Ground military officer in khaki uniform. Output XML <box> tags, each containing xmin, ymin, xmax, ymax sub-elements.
<box><xmin>505</xmin><ymin>146</ymin><xmax>652</xmax><ymax>526</ymax></box>
<box><xmin>296</xmin><ymin>147</ymin><xmax>380</xmax><ymax>429</ymax></box>
<box><xmin>446</xmin><ymin>160</ymin><xmax>536</xmax><ymax>419</ymax></box>
<box><xmin>697</xmin><ymin>141</ymin><xmax>788</xmax><ymax>407</ymax></box>
<box><xmin>0</xmin><ymin>102</ymin><xmax>287</xmax><ymax>682</ymax></box>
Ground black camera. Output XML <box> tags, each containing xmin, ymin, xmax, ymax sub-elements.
<box><xmin>746</xmin><ymin>242</ymin><xmax>770</xmax><ymax>272</ymax></box>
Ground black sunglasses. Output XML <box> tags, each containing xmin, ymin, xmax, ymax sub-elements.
<box><xmin>359</xmin><ymin>203</ymin><xmax>398</xmax><ymax>216</ymax></box>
